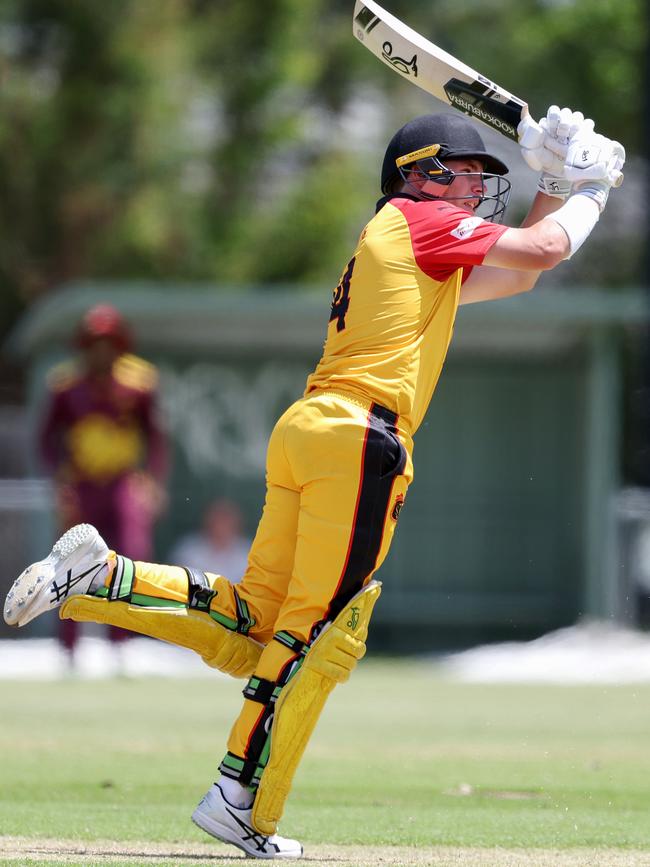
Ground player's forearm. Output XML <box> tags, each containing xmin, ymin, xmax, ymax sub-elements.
<box><xmin>520</xmin><ymin>190</ymin><xmax>565</xmax><ymax>228</ymax></box>
<box><xmin>459</xmin><ymin>263</ymin><xmax>543</xmax><ymax>305</ymax></box>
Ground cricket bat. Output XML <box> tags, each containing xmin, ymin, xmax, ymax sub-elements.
<box><xmin>353</xmin><ymin>0</ymin><xmax>529</xmax><ymax>142</ymax></box>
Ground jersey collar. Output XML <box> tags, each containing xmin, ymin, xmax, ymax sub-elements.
<box><xmin>375</xmin><ymin>192</ymin><xmax>422</xmax><ymax>213</ymax></box>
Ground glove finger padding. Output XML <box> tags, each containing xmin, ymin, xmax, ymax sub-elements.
<box><xmin>541</xmin><ymin>110</ymin><xmax>589</xmax><ymax>158</ymax></box>
<box><xmin>520</xmin><ymin>106</ymin><xmax>593</xmax><ymax>181</ymax></box>
<box><xmin>567</xmin><ymin>111</ymin><xmax>585</xmax><ymax>140</ymax></box>
<box><xmin>555</xmin><ymin>106</ymin><xmax>582</xmax><ymax>146</ymax></box>
<box><xmin>607</xmin><ymin>141</ymin><xmax>625</xmax><ymax>187</ymax></box>
<box><xmin>544</xmin><ymin>104</ymin><xmax>561</xmax><ymax>138</ymax></box>
<box><xmin>518</xmin><ymin>114</ymin><xmax>565</xmax><ymax>175</ymax></box>
<box><xmin>518</xmin><ymin>113</ymin><xmax>545</xmax><ymax>171</ymax></box>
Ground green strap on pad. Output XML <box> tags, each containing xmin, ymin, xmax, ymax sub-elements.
<box><xmin>243</xmin><ymin>676</ymin><xmax>282</xmax><ymax>705</ymax></box>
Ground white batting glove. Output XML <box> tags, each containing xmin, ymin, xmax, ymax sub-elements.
<box><xmin>518</xmin><ymin>106</ymin><xmax>589</xmax><ymax>199</ymax></box>
<box><xmin>518</xmin><ymin>113</ymin><xmax>548</xmax><ymax>170</ymax></box>
<box><xmin>565</xmin><ymin>133</ymin><xmax>625</xmax><ymax>213</ymax></box>
<box><xmin>541</xmin><ymin>106</ymin><xmax>591</xmax><ymax>158</ymax></box>
<box><xmin>564</xmin><ymin>133</ymin><xmax>625</xmax><ymax>186</ymax></box>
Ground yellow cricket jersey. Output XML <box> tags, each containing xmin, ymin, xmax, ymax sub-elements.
<box><xmin>305</xmin><ymin>195</ymin><xmax>508</xmax><ymax>434</ymax></box>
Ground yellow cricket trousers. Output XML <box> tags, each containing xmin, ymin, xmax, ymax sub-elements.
<box><xmin>100</xmin><ymin>390</ymin><xmax>413</xmax><ymax>787</ymax></box>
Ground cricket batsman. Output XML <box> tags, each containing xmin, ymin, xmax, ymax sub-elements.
<box><xmin>4</xmin><ymin>106</ymin><xmax>624</xmax><ymax>858</ymax></box>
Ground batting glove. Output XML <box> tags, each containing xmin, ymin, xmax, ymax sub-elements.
<box><xmin>564</xmin><ymin>132</ymin><xmax>625</xmax><ymax>213</ymax></box>
<box><xmin>564</xmin><ymin>133</ymin><xmax>625</xmax><ymax>186</ymax></box>
<box><xmin>518</xmin><ymin>106</ymin><xmax>588</xmax><ymax>199</ymax></box>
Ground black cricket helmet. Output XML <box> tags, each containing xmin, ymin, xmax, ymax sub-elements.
<box><xmin>381</xmin><ymin>113</ymin><xmax>511</xmax><ymax>222</ymax></box>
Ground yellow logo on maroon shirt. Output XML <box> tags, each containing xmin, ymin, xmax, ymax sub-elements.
<box><xmin>66</xmin><ymin>414</ymin><xmax>143</xmax><ymax>481</ymax></box>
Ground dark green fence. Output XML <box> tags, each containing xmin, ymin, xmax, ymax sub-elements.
<box><xmin>5</xmin><ymin>283</ymin><xmax>644</xmax><ymax>648</ymax></box>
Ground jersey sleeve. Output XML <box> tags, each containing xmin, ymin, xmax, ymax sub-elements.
<box><xmin>393</xmin><ymin>198</ymin><xmax>508</xmax><ymax>281</ymax></box>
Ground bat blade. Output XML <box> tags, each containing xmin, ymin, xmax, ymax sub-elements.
<box><xmin>353</xmin><ymin>0</ymin><xmax>528</xmax><ymax>142</ymax></box>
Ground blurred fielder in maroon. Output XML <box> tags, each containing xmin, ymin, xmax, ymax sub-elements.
<box><xmin>38</xmin><ymin>304</ymin><xmax>168</xmax><ymax>662</ymax></box>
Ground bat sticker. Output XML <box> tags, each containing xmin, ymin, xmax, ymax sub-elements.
<box><xmin>381</xmin><ymin>41</ymin><xmax>418</xmax><ymax>78</ymax></box>
<box><xmin>354</xmin><ymin>6</ymin><xmax>381</xmax><ymax>34</ymax></box>
<box><xmin>443</xmin><ymin>78</ymin><xmax>522</xmax><ymax>141</ymax></box>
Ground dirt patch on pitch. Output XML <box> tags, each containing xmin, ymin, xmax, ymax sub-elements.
<box><xmin>2</xmin><ymin>836</ymin><xmax>650</xmax><ymax>866</ymax></box>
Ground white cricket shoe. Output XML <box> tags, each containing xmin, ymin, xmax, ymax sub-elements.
<box><xmin>192</xmin><ymin>783</ymin><xmax>303</xmax><ymax>860</ymax></box>
<box><xmin>3</xmin><ymin>524</ymin><xmax>109</xmax><ymax>627</ymax></box>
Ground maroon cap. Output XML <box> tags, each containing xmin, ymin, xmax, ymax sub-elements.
<box><xmin>75</xmin><ymin>304</ymin><xmax>132</xmax><ymax>352</ymax></box>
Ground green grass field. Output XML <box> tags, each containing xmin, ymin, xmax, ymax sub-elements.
<box><xmin>1</xmin><ymin>657</ymin><xmax>650</xmax><ymax>866</ymax></box>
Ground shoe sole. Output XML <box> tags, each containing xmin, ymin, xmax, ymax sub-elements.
<box><xmin>3</xmin><ymin>524</ymin><xmax>104</xmax><ymax>628</ymax></box>
<box><xmin>191</xmin><ymin>807</ymin><xmax>302</xmax><ymax>860</ymax></box>
<box><xmin>191</xmin><ymin>809</ymin><xmax>259</xmax><ymax>858</ymax></box>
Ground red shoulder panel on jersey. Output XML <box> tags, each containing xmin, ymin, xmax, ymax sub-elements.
<box><xmin>390</xmin><ymin>198</ymin><xmax>508</xmax><ymax>282</ymax></box>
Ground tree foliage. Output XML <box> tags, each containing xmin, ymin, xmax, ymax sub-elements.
<box><xmin>0</xmin><ymin>0</ymin><xmax>644</xmax><ymax>338</ymax></box>
<box><xmin>433</xmin><ymin>0</ymin><xmax>642</xmax><ymax>151</ymax></box>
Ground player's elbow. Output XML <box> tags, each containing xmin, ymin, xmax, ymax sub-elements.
<box><xmin>531</xmin><ymin>223</ymin><xmax>570</xmax><ymax>270</ymax></box>
<box><xmin>535</xmin><ymin>247</ymin><xmax>565</xmax><ymax>271</ymax></box>
<box><xmin>516</xmin><ymin>223</ymin><xmax>570</xmax><ymax>270</ymax></box>
<box><xmin>537</xmin><ymin>235</ymin><xmax>568</xmax><ymax>269</ymax></box>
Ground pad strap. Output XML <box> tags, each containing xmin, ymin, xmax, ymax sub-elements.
<box><xmin>273</xmin><ymin>630</ymin><xmax>307</xmax><ymax>655</ymax></box>
<box><xmin>243</xmin><ymin>676</ymin><xmax>282</xmax><ymax>705</ymax></box>
<box><xmin>234</xmin><ymin>589</ymin><xmax>255</xmax><ymax>636</ymax></box>
<box><xmin>186</xmin><ymin>568</ymin><xmax>216</xmax><ymax>612</ymax></box>
<box><xmin>185</xmin><ymin>569</ymin><xmax>255</xmax><ymax>636</ymax></box>
<box><xmin>219</xmin><ymin>751</ymin><xmax>261</xmax><ymax>786</ymax></box>
<box><xmin>107</xmin><ymin>556</ymin><xmax>135</xmax><ymax>601</ymax></box>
